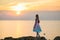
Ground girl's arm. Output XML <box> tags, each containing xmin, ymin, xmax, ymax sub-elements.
<box><xmin>34</xmin><ymin>19</ymin><xmax>37</xmax><ymax>26</ymax></box>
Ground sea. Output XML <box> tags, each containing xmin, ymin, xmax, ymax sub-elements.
<box><xmin>0</xmin><ymin>20</ymin><xmax>60</xmax><ymax>40</ymax></box>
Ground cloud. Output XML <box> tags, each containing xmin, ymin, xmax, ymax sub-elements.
<box><xmin>0</xmin><ymin>0</ymin><xmax>60</xmax><ymax>10</ymax></box>
<box><xmin>0</xmin><ymin>10</ymin><xmax>60</xmax><ymax>20</ymax></box>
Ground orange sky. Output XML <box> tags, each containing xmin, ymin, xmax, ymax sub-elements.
<box><xmin>0</xmin><ymin>0</ymin><xmax>60</xmax><ymax>11</ymax></box>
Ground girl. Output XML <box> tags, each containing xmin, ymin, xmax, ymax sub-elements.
<box><xmin>33</xmin><ymin>14</ymin><xmax>42</xmax><ymax>37</ymax></box>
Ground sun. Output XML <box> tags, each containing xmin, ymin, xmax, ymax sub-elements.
<box><xmin>10</xmin><ymin>3</ymin><xmax>27</xmax><ymax>15</ymax></box>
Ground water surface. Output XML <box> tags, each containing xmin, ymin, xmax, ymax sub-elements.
<box><xmin>0</xmin><ymin>20</ymin><xmax>60</xmax><ymax>40</ymax></box>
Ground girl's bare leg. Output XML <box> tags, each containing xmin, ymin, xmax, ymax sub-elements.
<box><xmin>36</xmin><ymin>32</ymin><xmax>40</xmax><ymax>37</ymax></box>
<box><xmin>36</xmin><ymin>32</ymin><xmax>40</xmax><ymax>40</ymax></box>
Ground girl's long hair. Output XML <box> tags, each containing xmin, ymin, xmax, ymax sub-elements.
<box><xmin>35</xmin><ymin>14</ymin><xmax>40</xmax><ymax>23</ymax></box>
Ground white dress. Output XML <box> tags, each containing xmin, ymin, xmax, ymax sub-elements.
<box><xmin>33</xmin><ymin>20</ymin><xmax>42</xmax><ymax>33</ymax></box>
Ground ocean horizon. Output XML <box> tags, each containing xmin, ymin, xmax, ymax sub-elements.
<box><xmin>0</xmin><ymin>20</ymin><xmax>60</xmax><ymax>40</ymax></box>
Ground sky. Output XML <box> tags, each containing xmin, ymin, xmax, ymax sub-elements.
<box><xmin>0</xmin><ymin>0</ymin><xmax>60</xmax><ymax>20</ymax></box>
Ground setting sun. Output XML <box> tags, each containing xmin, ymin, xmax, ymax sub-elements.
<box><xmin>10</xmin><ymin>3</ymin><xmax>27</xmax><ymax>15</ymax></box>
